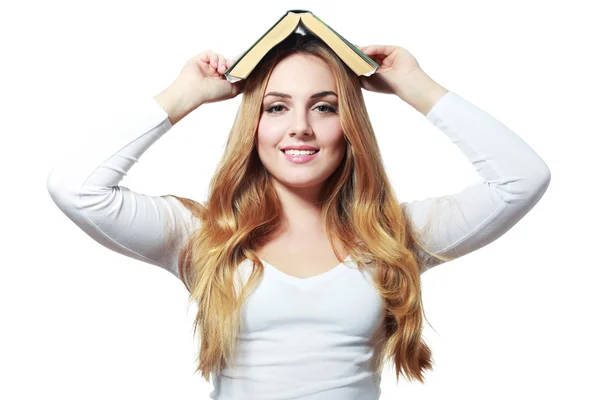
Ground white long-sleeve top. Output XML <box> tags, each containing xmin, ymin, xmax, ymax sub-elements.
<box><xmin>46</xmin><ymin>91</ymin><xmax>551</xmax><ymax>399</ymax></box>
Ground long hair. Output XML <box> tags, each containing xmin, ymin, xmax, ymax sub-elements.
<box><xmin>161</xmin><ymin>33</ymin><xmax>454</xmax><ymax>384</ymax></box>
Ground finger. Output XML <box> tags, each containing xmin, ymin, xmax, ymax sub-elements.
<box><xmin>197</xmin><ymin>51</ymin><xmax>212</xmax><ymax>64</ymax></box>
<box><xmin>217</xmin><ymin>54</ymin><xmax>226</xmax><ymax>73</ymax></box>
<box><xmin>197</xmin><ymin>53</ymin><xmax>207</xmax><ymax>62</ymax></box>
<box><xmin>209</xmin><ymin>52</ymin><xmax>219</xmax><ymax>69</ymax></box>
<box><xmin>199</xmin><ymin>50</ymin><xmax>218</xmax><ymax>68</ymax></box>
<box><xmin>362</xmin><ymin>45</ymin><xmax>396</xmax><ymax>55</ymax></box>
<box><xmin>225</xmin><ymin>57</ymin><xmax>236</xmax><ymax>69</ymax></box>
<box><xmin>232</xmin><ymin>78</ymin><xmax>246</xmax><ymax>95</ymax></box>
<box><xmin>225</xmin><ymin>52</ymin><xmax>244</xmax><ymax>70</ymax></box>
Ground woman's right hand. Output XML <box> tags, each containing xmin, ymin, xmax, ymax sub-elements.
<box><xmin>175</xmin><ymin>50</ymin><xmax>246</xmax><ymax>106</ymax></box>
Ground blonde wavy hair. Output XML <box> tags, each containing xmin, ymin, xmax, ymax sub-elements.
<box><xmin>162</xmin><ymin>33</ymin><xmax>454</xmax><ymax>385</ymax></box>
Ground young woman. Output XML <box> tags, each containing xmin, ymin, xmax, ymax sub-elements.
<box><xmin>47</xmin><ymin>33</ymin><xmax>551</xmax><ymax>399</ymax></box>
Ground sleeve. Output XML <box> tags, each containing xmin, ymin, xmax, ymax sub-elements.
<box><xmin>46</xmin><ymin>96</ymin><xmax>201</xmax><ymax>281</ymax></box>
<box><xmin>400</xmin><ymin>91</ymin><xmax>551</xmax><ymax>274</ymax></box>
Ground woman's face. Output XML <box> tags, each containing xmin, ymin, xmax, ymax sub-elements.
<box><xmin>257</xmin><ymin>53</ymin><xmax>346</xmax><ymax>190</ymax></box>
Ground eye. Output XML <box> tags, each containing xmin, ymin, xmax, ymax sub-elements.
<box><xmin>265</xmin><ymin>104</ymin><xmax>286</xmax><ymax>114</ymax></box>
<box><xmin>264</xmin><ymin>104</ymin><xmax>338</xmax><ymax>114</ymax></box>
<box><xmin>315</xmin><ymin>105</ymin><xmax>338</xmax><ymax>114</ymax></box>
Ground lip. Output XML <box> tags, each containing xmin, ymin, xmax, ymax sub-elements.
<box><xmin>281</xmin><ymin>148</ymin><xmax>320</xmax><ymax>164</ymax></box>
<box><xmin>280</xmin><ymin>145</ymin><xmax>320</xmax><ymax>151</ymax></box>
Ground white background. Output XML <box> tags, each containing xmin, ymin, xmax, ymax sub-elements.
<box><xmin>2</xmin><ymin>0</ymin><xmax>598</xmax><ymax>399</ymax></box>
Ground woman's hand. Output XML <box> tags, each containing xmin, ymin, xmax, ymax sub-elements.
<box><xmin>355</xmin><ymin>44</ymin><xmax>423</xmax><ymax>95</ymax></box>
<box><xmin>355</xmin><ymin>44</ymin><xmax>449</xmax><ymax>115</ymax></box>
<box><xmin>154</xmin><ymin>50</ymin><xmax>245</xmax><ymax>125</ymax></box>
<box><xmin>174</xmin><ymin>50</ymin><xmax>246</xmax><ymax>107</ymax></box>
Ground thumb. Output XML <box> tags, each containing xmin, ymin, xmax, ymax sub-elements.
<box><xmin>231</xmin><ymin>78</ymin><xmax>246</xmax><ymax>96</ymax></box>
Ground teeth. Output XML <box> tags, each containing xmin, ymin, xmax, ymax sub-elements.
<box><xmin>284</xmin><ymin>149</ymin><xmax>317</xmax><ymax>155</ymax></box>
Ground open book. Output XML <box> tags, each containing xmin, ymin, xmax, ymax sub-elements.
<box><xmin>224</xmin><ymin>9</ymin><xmax>380</xmax><ymax>83</ymax></box>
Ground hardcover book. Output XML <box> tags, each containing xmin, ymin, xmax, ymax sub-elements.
<box><xmin>224</xmin><ymin>9</ymin><xmax>380</xmax><ymax>83</ymax></box>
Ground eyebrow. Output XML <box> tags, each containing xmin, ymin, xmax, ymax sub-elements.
<box><xmin>263</xmin><ymin>91</ymin><xmax>338</xmax><ymax>99</ymax></box>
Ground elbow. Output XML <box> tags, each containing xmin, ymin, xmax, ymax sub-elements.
<box><xmin>47</xmin><ymin>164</ymin><xmax>72</xmax><ymax>199</ymax></box>
<box><xmin>543</xmin><ymin>166</ymin><xmax>551</xmax><ymax>184</ymax></box>
<box><xmin>540</xmin><ymin>170</ymin><xmax>551</xmax><ymax>198</ymax></box>
<box><xmin>536</xmin><ymin>164</ymin><xmax>552</xmax><ymax>193</ymax></box>
<box><xmin>526</xmin><ymin>165</ymin><xmax>551</xmax><ymax>206</ymax></box>
<box><xmin>47</xmin><ymin>167</ymin><xmax>71</xmax><ymax>211</ymax></box>
<box><xmin>525</xmin><ymin>157</ymin><xmax>551</xmax><ymax>198</ymax></box>
<box><xmin>46</xmin><ymin>164</ymin><xmax>82</xmax><ymax>210</ymax></box>
<box><xmin>46</xmin><ymin>166</ymin><xmax>60</xmax><ymax>196</ymax></box>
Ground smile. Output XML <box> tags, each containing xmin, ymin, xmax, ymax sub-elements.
<box><xmin>280</xmin><ymin>149</ymin><xmax>320</xmax><ymax>164</ymax></box>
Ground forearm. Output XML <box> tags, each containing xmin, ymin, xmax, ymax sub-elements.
<box><xmin>393</xmin><ymin>69</ymin><xmax>449</xmax><ymax>116</ymax></box>
<box><xmin>153</xmin><ymin>80</ymin><xmax>203</xmax><ymax>126</ymax></box>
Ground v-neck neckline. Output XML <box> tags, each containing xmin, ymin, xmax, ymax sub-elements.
<box><xmin>258</xmin><ymin>254</ymin><xmax>352</xmax><ymax>287</ymax></box>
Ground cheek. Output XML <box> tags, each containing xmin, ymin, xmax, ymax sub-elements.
<box><xmin>256</xmin><ymin>119</ymin><xmax>281</xmax><ymax>146</ymax></box>
<box><xmin>320</xmin><ymin>122</ymin><xmax>345</xmax><ymax>149</ymax></box>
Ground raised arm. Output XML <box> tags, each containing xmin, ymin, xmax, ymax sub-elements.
<box><xmin>401</xmin><ymin>90</ymin><xmax>551</xmax><ymax>273</ymax></box>
<box><xmin>46</xmin><ymin>94</ymin><xmax>201</xmax><ymax>282</ymax></box>
<box><xmin>47</xmin><ymin>50</ymin><xmax>244</xmax><ymax>285</ymax></box>
<box><xmin>356</xmin><ymin>44</ymin><xmax>550</xmax><ymax>273</ymax></box>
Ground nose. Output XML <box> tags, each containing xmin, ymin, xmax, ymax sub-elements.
<box><xmin>288</xmin><ymin>109</ymin><xmax>313</xmax><ymax>137</ymax></box>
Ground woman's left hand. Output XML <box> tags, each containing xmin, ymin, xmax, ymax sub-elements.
<box><xmin>356</xmin><ymin>44</ymin><xmax>423</xmax><ymax>95</ymax></box>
